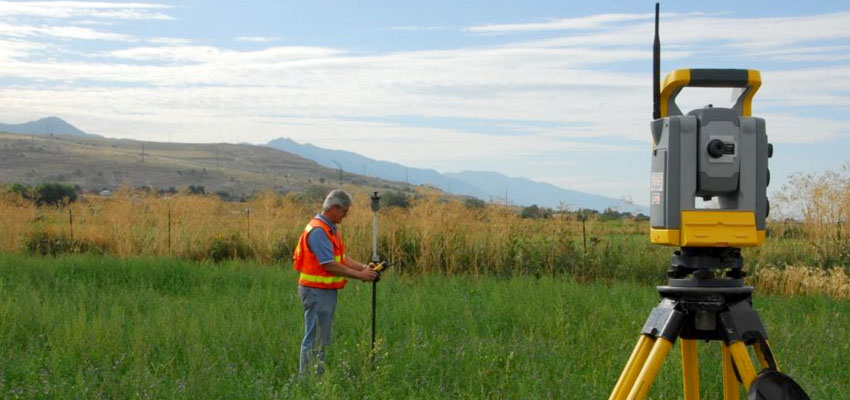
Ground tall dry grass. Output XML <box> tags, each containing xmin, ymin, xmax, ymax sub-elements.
<box><xmin>2</xmin><ymin>177</ymin><xmax>849</xmax><ymax>298</ymax></box>
<box><xmin>754</xmin><ymin>265</ymin><xmax>850</xmax><ymax>300</ymax></box>
<box><xmin>773</xmin><ymin>162</ymin><xmax>850</xmax><ymax>268</ymax></box>
<box><xmin>0</xmin><ymin>186</ymin><xmax>661</xmax><ymax>278</ymax></box>
<box><xmin>1</xmin><ymin>186</ymin><xmax>312</xmax><ymax>262</ymax></box>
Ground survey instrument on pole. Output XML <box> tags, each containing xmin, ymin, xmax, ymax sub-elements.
<box><xmin>369</xmin><ymin>191</ymin><xmax>391</xmax><ymax>367</ymax></box>
<box><xmin>607</xmin><ymin>4</ymin><xmax>809</xmax><ymax>400</ymax></box>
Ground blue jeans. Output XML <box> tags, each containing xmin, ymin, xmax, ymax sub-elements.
<box><xmin>298</xmin><ymin>285</ymin><xmax>338</xmax><ymax>376</ymax></box>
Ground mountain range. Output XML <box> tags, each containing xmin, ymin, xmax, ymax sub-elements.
<box><xmin>266</xmin><ymin>138</ymin><xmax>647</xmax><ymax>214</ymax></box>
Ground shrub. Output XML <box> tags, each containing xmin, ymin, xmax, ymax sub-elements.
<box><xmin>187</xmin><ymin>185</ymin><xmax>206</xmax><ymax>195</ymax></box>
<box><xmin>158</xmin><ymin>186</ymin><xmax>178</xmax><ymax>195</ymax></box>
<box><xmin>299</xmin><ymin>185</ymin><xmax>328</xmax><ymax>204</ymax></box>
<box><xmin>382</xmin><ymin>191</ymin><xmax>410</xmax><ymax>209</ymax></box>
<box><xmin>23</xmin><ymin>230</ymin><xmax>106</xmax><ymax>256</ymax></box>
<box><xmin>207</xmin><ymin>234</ymin><xmax>253</xmax><ymax>262</ymax></box>
<box><xmin>520</xmin><ymin>204</ymin><xmax>551</xmax><ymax>219</ymax></box>
<box><xmin>215</xmin><ymin>190</ymin><xmax>231</xmax><ymax>201</ymax></box>
<box><xmin>601</xmin><ymin>207</ymin><xmax>630</xmax><ymax>221</ymax></box>
<box><xmin>463</xmin><ymin>197</ymin><xmax>486</xmax><ymax>210</ymax></box>
<box><xmin>272</xmin><ymin>231</ymin><xmax>300</xmax><ymax>264</ymax></box>
<box><xmin>34</xmin><ymin>183</ymin><xmax>78</xmax><ymax>206</ymax></box>
<box><xmin>8</xmin><ymin>183</ymin><xmax>31</xmax><ymax>198</ymax></box>
<box><xmin>6</xmin><ymin>183</ymin><xmax>78</xmax><ymax>206</ymax></box>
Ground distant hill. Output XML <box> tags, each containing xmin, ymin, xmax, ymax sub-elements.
<box><xmin>0</xmin><ymin>116</ymin><xmax>100</xmax><ymax>138</ymax></box>
<box><xmin>266</xmin><ymin>138</ymin><xmax>647</xmax><ymax>213</ymax></box>
<box><xmin>0</xmin><ymin>132</ymin><xmax>415</xmax><ymax>199</ymax></box>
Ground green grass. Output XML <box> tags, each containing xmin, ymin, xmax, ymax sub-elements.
<box><xmin>0</xmin><ymin>253</ymin><xmax>847</xmax><ymax>399</ymax></box>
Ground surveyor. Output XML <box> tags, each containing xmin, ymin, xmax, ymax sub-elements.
<box><xmin>293</xmin><ymin>189</ymin><xmax>378</xmax><ymax>376</ymax></box>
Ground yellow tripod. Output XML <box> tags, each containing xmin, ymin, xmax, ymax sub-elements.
<box><xmin>608</xmin><ymin>249</ymin><xmax>809</xmax><ymax>400</ymax></box>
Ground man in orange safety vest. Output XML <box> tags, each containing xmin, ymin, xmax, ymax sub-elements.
<box><xmin>293</xmin><ymin>189</ymin><xmax>378</xmax><ymax>376</ymax></box>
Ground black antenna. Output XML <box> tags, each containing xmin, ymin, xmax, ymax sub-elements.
<box><xmin>653</xmin><ymin>3</ymin><xmax>661</xmax><ymax>120</ymax></box>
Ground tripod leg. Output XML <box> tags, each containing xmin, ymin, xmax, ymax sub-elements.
<box><xmin>609</xmin><ymin>335</ymin><xmax>656</xmax><ymax>400</ymax></box>
<box><xmin>681</xmin><ymin>339</ymin><xmax>700</xmax><ymax>400</ymax></box>
<box><xmin>727</xmin><ymin>342</ymin><xmax>758</xmax><ymax>389</ymax></box>
<box><xmin>625</xmin><ymin>338</ymin><xmax>675</xmax><ymax>400</ymax></box>
<box><xmin>722</xmin><ymin>342</ymin><xmax>740</xmax><ymax>400</ymax></box>
<box><xmin>753</xmin><ymin>339</ymin><xmax>779</xmax><ymax>371</ymax></box>
<box><xmin>753</xmin><ymin>343</ymin><xmax>769</xmax><ymax>370</ymax></box>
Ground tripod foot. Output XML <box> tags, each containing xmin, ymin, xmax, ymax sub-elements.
<box><xmin>748</xmin><ymin>370</ymin><xmax>810</xmax><ymax>400</ymax></box>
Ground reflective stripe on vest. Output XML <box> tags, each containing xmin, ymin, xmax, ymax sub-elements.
<box><xmin>299</xmin><ymin>272</ymin><xmax>346</xmax><ymax>284</ymax></box>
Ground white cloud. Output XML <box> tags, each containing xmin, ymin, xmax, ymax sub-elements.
<box><xmin>149</xmin><ymin>37</ymin><xmax>193</xmax><ymax>45</ymax></box>
<box><xmin>760</xmin><ymin>113</ymin><xmax>850</xmax><ymax>144</ymax></box>
<box><xmin>105</xmin><ymin>45</ymin><xmax>343</xmax><ymax>64</ymax></box>
<box><xmin>512</xmin><ymin>12</ymin><xmax>850</xmax><ymax>53</ymax></box>
<box><xmin>466</xmin><ymin>12</ymin><xmax>721</xmax><ymax>33</ymax></box>
<box><xmin>0</xmin><ymin>21</ymin><xmax>135</xmax><ymax>41</ymax></box>
<box><xmin>386</xmin><ymin>25</ymin><xmax>451</xmax><ymax>32</ymax></box>
<box><xmin>745</xmin><ymin>45</ymin><xmax>850</xmax><ymax>62</ymax></box>
<box><xmin>235</xmin><ymin>36</ymin><xmax>280</xmax><ymax>43</ymax></box>
<box><xmin>0</xmin><ymin>6</ymin><xmax>847</xmax><ymax>202</ymax></box>
<box><xmin>468</xmin><ymin>13</ymin><xmax>655</xmax><ymax>33</ymax></box>
<box><xmin>0</xmin><ymin>1</ymin><xmax>173</xmax><ymax>20</ymax></box>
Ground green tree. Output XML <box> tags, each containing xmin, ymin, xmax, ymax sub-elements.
<box><xmin>463</xmin><ymin>197</ymin><xmax>486</xmax><ymax>210</ymax></box>
<box><xmin>520</xmin><ymin>204</ymin><xmax>552</xmax><ymax>219</ymax></box>
<box><xmin>382</xmin><ymin>191</ymin><xmax>411</xmax><ymax>208</ymax></box>
<box><xmin>7</xmin><ymin>183</ymin><xmax>32</xmax><ymax>199</ymax></box>
<box><xmin>34</xmin><ymin>183</ymin><xmax>77</xmax><ymax>206</ymax></box>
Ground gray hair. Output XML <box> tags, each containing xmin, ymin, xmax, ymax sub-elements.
<box><xmin>322</xmin><ymin>189</ymin><xmax>353</xmax><ymax>211</ymax></box>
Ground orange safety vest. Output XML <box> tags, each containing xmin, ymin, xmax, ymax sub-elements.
<box><xmin>292</xmin><ymin>217</ymin><xmax>347</xmax><ymax>289</ymax></box>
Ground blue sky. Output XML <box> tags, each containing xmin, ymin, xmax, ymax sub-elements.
<box><xmin>0</xmin><ymin>1</ymin><xmax>848</xmax><ymax>208</ymax></box>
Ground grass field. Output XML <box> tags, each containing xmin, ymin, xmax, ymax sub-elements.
<box><xmin>1</xmin><ymin>253</ymin><xmax>846</xmax><ymax>399</ymax></box>
<box><xmin>3</xmin><ymin>190</ymin><xmax>849</xmax><ymax>301</ymax></box>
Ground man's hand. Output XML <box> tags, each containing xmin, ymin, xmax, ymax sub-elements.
<box><xmin>359</xmin><ymin>268</ymin><xmax>378</xmax><ymax>282</ymax></box>
<box><xmin>323</xmin><ymin>261</ymin><xmax>377</xmax><ymax>281</ymax></box>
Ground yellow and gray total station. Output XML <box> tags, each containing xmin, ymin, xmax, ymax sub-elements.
<box><xmin>607</xmin><ymin>4</ymin><xmax>810</xmax><ymax>400</ymax></box>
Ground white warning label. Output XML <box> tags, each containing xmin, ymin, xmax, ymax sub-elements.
<box><xmin>651</xmin><ymin>192</ymin><xmax>661</xmax><ymax>205</ymax></box>
<box><xmin>650</xmin><ymin>172</ymin><xmax>664</xmax><ymax>192</ymax></box>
